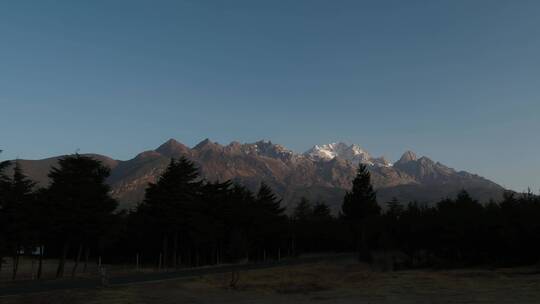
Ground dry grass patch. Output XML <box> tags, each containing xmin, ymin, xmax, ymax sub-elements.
<box><xmin>194</xmin><ymin>261</ymin><xmax>376</xmax><ymax>294</ymax></box>
<box><xmin>6</xmin><ymin>262</ymin><xmax>540</xmax><ymax>304</ymax></box>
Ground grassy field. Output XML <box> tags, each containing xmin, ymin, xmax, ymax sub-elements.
<box><xmin>3</xmin><ymin>258</ymin><xmax>540</xmax><ymax>304</ymax></box>
<box><xmin>0</xmin><ymin>256</ymin><xmax>163</xmax><ymax>282</ymax></box>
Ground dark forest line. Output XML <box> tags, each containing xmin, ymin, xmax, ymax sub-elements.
<box><xmin>1</xmin><ymin>153</ymin><xmax>539</xmax><ymax>281</ymax></box>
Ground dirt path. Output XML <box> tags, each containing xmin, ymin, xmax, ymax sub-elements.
<box><xmin>0</xmin><ymin>254</ymin><xmax>353</xmax><ymax>297</ymax></box>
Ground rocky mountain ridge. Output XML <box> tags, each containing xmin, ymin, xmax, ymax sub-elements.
<box><xmin>10</xmin><ymin>138</ymin><xmax>505</xmax><ymax>212</ymax></box>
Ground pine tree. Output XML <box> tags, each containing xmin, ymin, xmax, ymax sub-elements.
<box><xmin>225</xmin><ymin>184</ymin><xmax>255</xmax><ymax>262</ymax></box>
<box><xmin>0</xmin><ymin>150</ymin><xmax>10</xmax><ymax>201</ymax></box>
<box><xmin>341</xmin><ymin>164</ymin><xmax>380</xmax><ymax>220</ymax></box>
<box><xmin>253</xmin><ymin>182</ymin><xmax>285</xmax><ymax>260</ymax></box>
<box><xmin>0</xmin><ymin>164</ymin><xmax>9</xmax><ymax>179</ymax></box>
<box><xmin>255</xmin><ymin>182</ymin><xmax>285</xmax><ymax>216</ymax></box>
<box><xmin>195</xmin><ymin>180</ymin><xmax>233</xmax><ymax>265</ymax></box>
<box><xmin>436</xmin><ymin>190</ymin><xmax>484</xmax><ymax>262</ymax></box>
<box><xmin>46</xmin><ymin>154</ymin><xmax>117</xmax><ymax>278</ymax></box>
<box><xmin>0</xmin><ymin>162</ymin><xmax>36</xmax><ymax>280</ymax></box>
<box><xmin>137</xmin><ymin>156</ymin><xmax>202</xmax><ymax>268</ymax></box>
<box><xmin>0</xmin><ymin>151</ymin><xmax>9</xmax><ymax>274</ymax></box>
<box><xmin>341</xmin><ymin>164</ymin><xmax>380</xmax><ymax>261</ymax></box>
<box><xmin>385</xmin><ymin>197</ymin><xmax>403</xmax><ymax>218</ymax></box>
<box><xmin>293</xmin><ymin>197</ymin><xmax>312</xmax><ymax>221</ymax></box>
<box><xmin>140</xmin><ymin>157</ymin><xmax>201</xmax><ymax>224</ymax></box>
<box><xmin>312</xmin><ymin>201</ymin><xmax>332</xmax><ymax>220</ymax></box>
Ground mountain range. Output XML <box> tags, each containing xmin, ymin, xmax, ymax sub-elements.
<box><xmin>11</xmin><ymin>138</ymin><xmax>505</xmax><ymax>212</ymax></box>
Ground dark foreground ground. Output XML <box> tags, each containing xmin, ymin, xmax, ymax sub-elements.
<box><xmin>2</xmin><ymin>258</ymin><xmax>540</xmax><ymax>304</ymax></box>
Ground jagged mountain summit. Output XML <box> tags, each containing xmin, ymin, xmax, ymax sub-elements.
<box><xmin>12</xmin><ymin>138</ymin><xmax>505</xmax><ymax>212</ymax></box>
<box><xmin>304</xmin><ymin>142</ymin><xmax>392</xmax><ymax>167</ymax></box>
<box><xmin>397</xmin><ymin>150</ymin><xmax>418</xmax><ymax>163</ymax></box>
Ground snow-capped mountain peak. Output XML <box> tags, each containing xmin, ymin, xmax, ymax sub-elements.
<box><xmin>304</xmin><ymin>142</ymin><xmax>391</xmax><ymax>167</ymax></box>
<box><xmin>307</xmin><ymin>143</ymin><xmax>344</xmax><ymax>160</ymax></box>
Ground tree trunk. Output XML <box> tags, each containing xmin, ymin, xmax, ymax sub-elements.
<box><xmin>71</xmin><ymin>243</ymin><xmax>83</xmax><ymax>277</ymax></box>
<box><xmin>357</xmin><ymin>237</ymin><xmax>362</xmax><ymax>261</ymax></box>
<box><xmin>31</xmin><ymin>257</ymin><xmax>35</xmax><ymax>280</ymax></box>
<box><xmin>37</xmin><ymin>246</ymin><xmax>44</xmax><ymax>279</ymax></box>
<box><xmin>162</xmin><ymin>235</ymin><xmax>168</xmax><ymax>270</ymax></box>
<box><xmin>358</xmin><ymin>225</ymin><xmax>370</xmax><ymax>262</ymax></box>
<box><xmin>172</xmin><ymin>232</ymin><xmax>178</xmax><ymax>269</ymax></box>
<box><xmin>292</xmin><ymin>236</ymin><xmax>296</xmax><ymax>256</ymax></box>
<box><xmin>56</xmin><ymin>243</ymin><xmax>69</xmax><ymax>278</ymax></box>
<box><xmin>12</xmin><ymin>249</ymin><xmax>20</xmax><ymax>281</ymax></box>
<box><xmin>83</xmin><ymin>247</ymin><xmax>90</xmax><ymax>273</ymax></box>
<box><xmin>229</xmin><ymin>271</ymin><xmax>240</xmax><ymax>289</ymax></box>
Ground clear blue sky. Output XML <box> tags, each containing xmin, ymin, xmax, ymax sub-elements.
<box><xmin>1</xmin><ymin>0</ymin><xmax>539</xmax><ymax>191</ymax></box>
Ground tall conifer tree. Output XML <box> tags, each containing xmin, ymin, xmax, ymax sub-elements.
<box><xmin>46</xmin><ymin>154</ymin><xmax>117</xmax><ymax>278</ymax></box>
<box><xmin>341</xmin><ymin>164</ymin><xmax>379</xmax><ymax>220</ymax></box>
<box><xmin>293</xmin><ymin>197</ymin><xmax>312</xmax><ymax>221</ymax></box>
<box><xmin>138</xmin><ymin>156</ymin><xmax>202</xmax><ymax>268</ymax></box>
<box><xmin>1</xmin><ymin>162</ymin><xmax>36</xmax><ymax>280</ymax></box>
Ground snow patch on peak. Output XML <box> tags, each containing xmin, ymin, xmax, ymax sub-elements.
<box><xmin>304</xmin><ymin>142</ymin><xmax>391</xmax><ymax>167</ymax></box>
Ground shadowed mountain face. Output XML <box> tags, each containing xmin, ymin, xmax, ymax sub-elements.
<box><xmin>12</xmin><ymin>139</ymin><xmax>505</xmax><ymax>212</ymax></box>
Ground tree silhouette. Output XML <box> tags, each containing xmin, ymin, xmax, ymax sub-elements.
<box><xmin>436</xmin><ymin>190</ymin><xmax>484</xmax><ymax>263</ymax></box>
<box><xmin>0</xmin><ymin>156</ymin><xmax>9</xmax><ymax>175</ymax></box>
<box><xmin>293</xmin><ymin>197</ymin><xmax>312</xmax><ymax>221</ymax></box>
<box><xmin>255</xmin><ymin>182</ymin><xmax>285</xmax><ymax>216</ymax></box>
<box><xmin>0</xmin><ymin>151</ymin><xmax>10</xmax><ymax>275</ymax></box>
<box><xmin>252</xmin><ymin>182</ymin><xmax>286</xmax><ymax>261</ymax></box>
<box><xmin>385</xmin><ymin>197</ymin><xmax>403</xmax><ymax>219</ymax></box>
<box><xmin>312</xmin><ymin>201</ymin><xmax>332</xmax><ymax>220</ymax></box>
<box><xmin>136</xmin><ymin>157</ymin><xmax>202</xmax><ymax>268</ymax></box>
<box><xmin>0</xmin><ymin>162</ymin><xmax>37</xmax><ymax>279</ymax></box>
<box><xmin>341</xmin><ymin>164</ymin><xmax>380</xmax><ymax>220</ymax></box>
<box><xmin>225</xmin><ymin>184</ymin><xmax>256</xmax><ymax>262</ymax></box>
<box><xmin>341</xmin><ymin>164</ymin><xmax>380</xmax><ymax>261</ymax></box>
<box><xmin>46</xmin><ymin>154</ymin><xmax>117</xmax><ymax>278</ymax></box>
